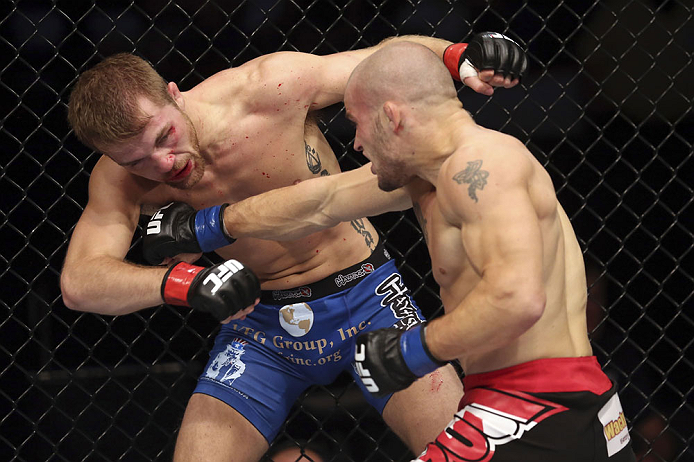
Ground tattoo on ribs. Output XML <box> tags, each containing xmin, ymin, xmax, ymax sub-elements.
<box><xmin>412</xmin><ymin>202</ymin><xmax>429</xmax><ymax>244</ymax></box>
<box><xmin>350</xmin><ymin>218</ymin><xmax>375</xmax><ymax>251</ymax></box>
<box><xmin>304</xmin><ymin>142</ymin><xmax>322</xmax><ymax>174</ymax></box>
<box><xmin>452</xmin><ymin>159</ymin><xmax>489</xmax><ymax>202</ymax></box>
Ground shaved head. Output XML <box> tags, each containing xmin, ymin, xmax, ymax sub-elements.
<box><xmin>346</xmin><ymin>41</ymin><xmax>458</xmax><ymax>113</ymax></box>
<box><xmin>345</xmin><ymin>41</ymin><xmax>463</xmax><ymax>192</ymax></box>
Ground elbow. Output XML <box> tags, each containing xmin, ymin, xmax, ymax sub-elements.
<box><xmin>518</xmin><ymin>287</ymin><xmax>546</xmax><ymax>328</ymax></box>
<box><xmin>60</xmin><ymin>269</ymin><xmax>90</xmax><ymax>312</ymax></box>
<box><xmin>490</xmin><ymin>281</ymin><xmax>546</xmax><ymax>332</ymax></box>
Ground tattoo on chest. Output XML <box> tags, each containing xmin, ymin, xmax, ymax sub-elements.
<box><xmin>350</xmin><ymin>218</ymin><xmax>375</xmax><ymax>251</ymax></box>
<box><xmin>452</xmin><ymin>159</ymin><xmax>489</xmax><ymax>202</ymax></box>
<box><xmin>304</xmin><ymin>141</ymin><xmax>328</xmax><ymax>176</ymax></box>
<box><xmin>412</xmin><ymin>202</ymin><xmax>429</xmax><ymax>244</ymax></box>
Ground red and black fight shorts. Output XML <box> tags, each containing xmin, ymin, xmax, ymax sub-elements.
<box><xmin>414</xmin><ymin>356</ymin><xmax>636</xmax><ymax>462</ymax></box>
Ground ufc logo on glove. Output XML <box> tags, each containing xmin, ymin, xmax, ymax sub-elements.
<box><xmin>203</xmin><ymin>260</ymin><xmax>245</xmax><ymax>295</ymax></box>
<box><xmin>146</xmin><ymin>207</ymin><xmax>168</xmax><ymax>235</ymax></box>
<box><xmin>355</xmin><ymin>343</ymin><xmax>379</xmax><ymax>393</ymax></box>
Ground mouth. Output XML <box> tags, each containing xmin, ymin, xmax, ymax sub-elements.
<box><xmin>168</xmin><ymin>160</ymin><xmax>193</xmax><ymax>182</ymax></box>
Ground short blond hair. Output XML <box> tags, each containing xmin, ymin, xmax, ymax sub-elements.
<box><xmin>67</xmin><ymin>53</ymin><xmax>173</xmax><ymax>151</ymax></box>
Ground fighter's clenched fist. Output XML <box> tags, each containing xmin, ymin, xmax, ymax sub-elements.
<box><xmin>355</xmin><ymin>324</ymin><xmax>445</xmax><ymax>398</ymax></box>
<box><xmin>444</xmin><ymin>31</ymin><xmax>528</xmax><ymax>83</ymax></box>
<box><xmin>143</xmin><ymin>201</ymin><xmax>235</xmax><ymax>265</ymax></box>
<box><xmin>161</xmin><ymin>259</ymin><xmax>260</xmax><ymax>321</ymax></box>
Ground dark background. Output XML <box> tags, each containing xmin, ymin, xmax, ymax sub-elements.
<box><xmin>1</xmin><ymin>0</ymin><xmax>692</xmax><ymax>461</ymax></box>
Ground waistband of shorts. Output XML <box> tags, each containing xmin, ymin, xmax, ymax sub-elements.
<box><xmin>260</xmin><ymin>239</ymin><xmax>391</xmax><ymax>304</ymax></box>
<box><xmin>463</xmin><ymin>356</ymin><xmax>612</xmax><ymax>395</ymax></box>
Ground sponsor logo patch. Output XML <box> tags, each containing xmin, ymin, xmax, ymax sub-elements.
<box><xmin>599</xmin><ymin>393</ymin><xmax>631</xmax><ymax>456</ymax></box>
<box><xmin>375</xmin><ymin>273</ymin><xmax>423</xmax><ymax>330</ymax></box>
<box><xmin>278</xmin><ymin>303</ymin><xmax>314</xmax><ymax>337</ymax></box>
<box><xmin>205</xmin><ymin>338</ymin><xmax>248</xmax><ymax>385</ymax></box>
<box><xmin>271</xmin><ymin>286</ymin><xmax>312</xmax><ymax>301</ymax></box>
<box><xmin>334</xmin><ymin>262</ymin><xmax>374</xmax><ymax>287</ymax></box>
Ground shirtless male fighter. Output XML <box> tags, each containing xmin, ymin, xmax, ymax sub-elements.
<box><xmin>147</xmin><ymin>41</ymin><xmax>636</xmax><ymax>461</ymax></box>
<box><xmin>61</xmin><ymin>33</ymin><xmax>525</xmax><ymax>461</ymax></box>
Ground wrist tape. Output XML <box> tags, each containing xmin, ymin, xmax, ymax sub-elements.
<box><xmin>399</xmin><ymin>324</ymin><xmax>445</xmax><ymax>377</ymax></box>
<box><xmin>194</xmin><ymin>204</ymin><xmax>235</xmax><ymax>252</ymax></box>
<box><xmin>162</xmin><ymin>262</ymin><xmax>202</xmax><ymax>306</ymax></box>
<box><xmin>443</xmin><ymin>43</ymin><xmax>468</xmax><ymax>81</ymax></box>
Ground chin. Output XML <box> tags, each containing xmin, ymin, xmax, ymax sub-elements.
<box><xmin>377</xmin><ymin>171</ymin><xmax>411</xmax><ymax>192</ymax></box>
<box><xmin>377</xmin><ymin>178</ymin><xmax>401</xmax><ymax>192</ymax></box>
<box><xmin>168</xmin><ymin>164</ymin><xmax>204</xmax><ymax>190</ymax></box>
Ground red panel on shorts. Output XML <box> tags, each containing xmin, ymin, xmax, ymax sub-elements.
<box><xmin>462</xmin><ymin>356</ymin><xmax>612</xmax><ymax>396</ymax></box>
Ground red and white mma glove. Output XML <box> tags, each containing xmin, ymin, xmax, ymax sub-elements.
<box><xmin>444</xmin><ymin>31</ymin><xmax>528</xmax><ymax>82</ymax></box>
<box><xmin>161</xmin><ymin>259</ymin><xmax>260</xmax><ymax>321</ymax></box>
<box><xmin>354</xmin><ymin>324</ymin><xmax>445</xmax><ymax>398</ymax></box>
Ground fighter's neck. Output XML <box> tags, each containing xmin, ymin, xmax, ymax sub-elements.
<box><xmin>412</xmin><ymin>110</ymin><xmax>477</xmax><ymax>186</ymax></box>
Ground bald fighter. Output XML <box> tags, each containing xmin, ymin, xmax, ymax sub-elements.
<box><xmin>152</xmin><ymin>40</ymin><xmax>636</xmax><ymax>461</ymax></box>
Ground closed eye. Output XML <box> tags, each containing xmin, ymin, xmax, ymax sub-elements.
<box><xmin>120</xmin><ymin>157</ymin><xmax>144</xmax><ymax>168</ymax></box>
<box><xmin>156</xmin><ymin>126</ymin><xmax>174</xmax><ymax>145</ymax></box>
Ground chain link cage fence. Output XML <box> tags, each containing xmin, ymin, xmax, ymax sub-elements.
<box><xmin>1</xmin><ymin>0</ymin><xmax>692</xmax><ymax>461</ymax></box>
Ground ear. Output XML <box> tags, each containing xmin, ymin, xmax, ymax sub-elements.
<box><xmin>167</xmin><ymin>82</ymin><xmax>184</xmax><ymax>108</ymax></box>
<box><xmin>382</xmin><ymin>101</ymin><xmax>403</xmax><ymax>134</ymax></box>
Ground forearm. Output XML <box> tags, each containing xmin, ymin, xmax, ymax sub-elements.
<box><xmin>223</xmin><ymin>181</ymin><xmax>336</xmax><ymax>242</ymax></box>
<box><xmin>426</xmin><ymin>281</ymin><xmax>545</xmax><ymax>361</ymax></box>
<box><xmin>61</xmin><ymin>256</ymin><xmax>167</xmax><ymax>315</ymax></box>
<box><xmin>223</xmin><ymin>165</ymin><xmax>410</xmax><ymax>241</ymax></box>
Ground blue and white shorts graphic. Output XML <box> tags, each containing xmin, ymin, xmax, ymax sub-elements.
<box><xmin>194</xmin><ymin>243</ymin><xmax>427</xmax><ymax>442</ymax></box>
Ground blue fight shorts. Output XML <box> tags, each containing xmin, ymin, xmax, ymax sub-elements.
<box><xmin>193</xmin><ymin>241</ymin><xmax>427</xmax><ymax>443</ymax></box>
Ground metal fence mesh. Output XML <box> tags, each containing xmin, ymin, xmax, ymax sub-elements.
<box><xmin>1</xmin><ymin>0</ymin><xmax>692</xmax><ymax>461</ymax></box>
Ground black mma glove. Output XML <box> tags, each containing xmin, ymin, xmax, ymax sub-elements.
<box><xmin>143</xmin><ymin>202</ymin><xmax>235</xmax><ymax>265</ymax></box>
<box><xmin>354</xmin><ymin>324</ymin><xmax>445</xmax><ymax>398</ymax></box>
<box><xmin>161</xmin><ymin>259</ymin><xmax>260</xmax><ymax>321</ymax></box>
<box><xmin>444</xmin><ymin>31</ymin><xmax>528</xmax><ymax>82</ymax></box>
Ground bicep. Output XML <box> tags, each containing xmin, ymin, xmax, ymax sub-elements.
<box><xmin>462</xmin><ymin>186</ymin><xmax>543</xmax><ymax>279</ymax></box>
<box><xmin>253</xmin><ymin>50</ymin><xmax>372</xmax><ymax>110</ymax></box>
<box><xmin>64</xmin><ymin>172</ymin><xmax>141</xmax><ymax>267</ymax></box>
<box><xmin>444</xmin><ymin>155</ymin><xmax>543</xmax><ymax>281</ymax></box>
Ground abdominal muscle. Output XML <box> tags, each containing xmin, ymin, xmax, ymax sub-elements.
<box><xmin>215</xmin><ymin>219</ymin><xmax>377</xmax><ymax>290</ymax></box>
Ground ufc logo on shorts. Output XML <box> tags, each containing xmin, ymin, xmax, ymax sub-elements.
<box><xmin>146</xmin><ymin>203</ymin><xmax>174</xmax><ymax>235</ymax></box>
<box><xmin>415</xmin><ymin>388</ymin><xmax>568</xmax><ymax>462</ymax></box>
<box><xmin>354</xmin><ymin>344</ymin><xmax>379</xmax><ymax>393</ymax></box>
<box><xmin>202</xmin><ymin>260</ymin><xmax>243</xmax><ymax>295</ymax></box>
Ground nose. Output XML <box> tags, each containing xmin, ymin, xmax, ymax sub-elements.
<box><xmin>152</xmin><ymin>150</ymin><xmax>176</xmax><ymax>173</ymax></box>
<box><xmin>353</xmin><ymin>135</ymin><xmax>363</xmax><ymax>152</ymax></box>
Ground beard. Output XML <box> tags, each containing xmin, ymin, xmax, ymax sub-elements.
<box><xmin>167</xmin><ymin>110</ymin><xmax>205</xmax><ymax>190</ymax></box>
<box><xmin>372</xmin><ymin>117</ymin><xmax>412</xmax><ymax>192</ymax></box>
<box><xmin>376</xmin><ymin>159</ymin><xmax>412</xmax><ymax>191</ymax></box>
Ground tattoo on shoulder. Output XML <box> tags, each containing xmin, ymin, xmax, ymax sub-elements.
<box><xmin>452</xmin><ymin>159</ymin><xmax>489</xmax><ymax>203</ymax></box>
<box><xmin>350</xmin><ymin>218</ymin><xmax>375</xmax><ymax>251</ymax></box>
<box><xmin>305</xmin><ymin>141</ymin><xmax>328</xmax><ymax>175</ymax></box>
